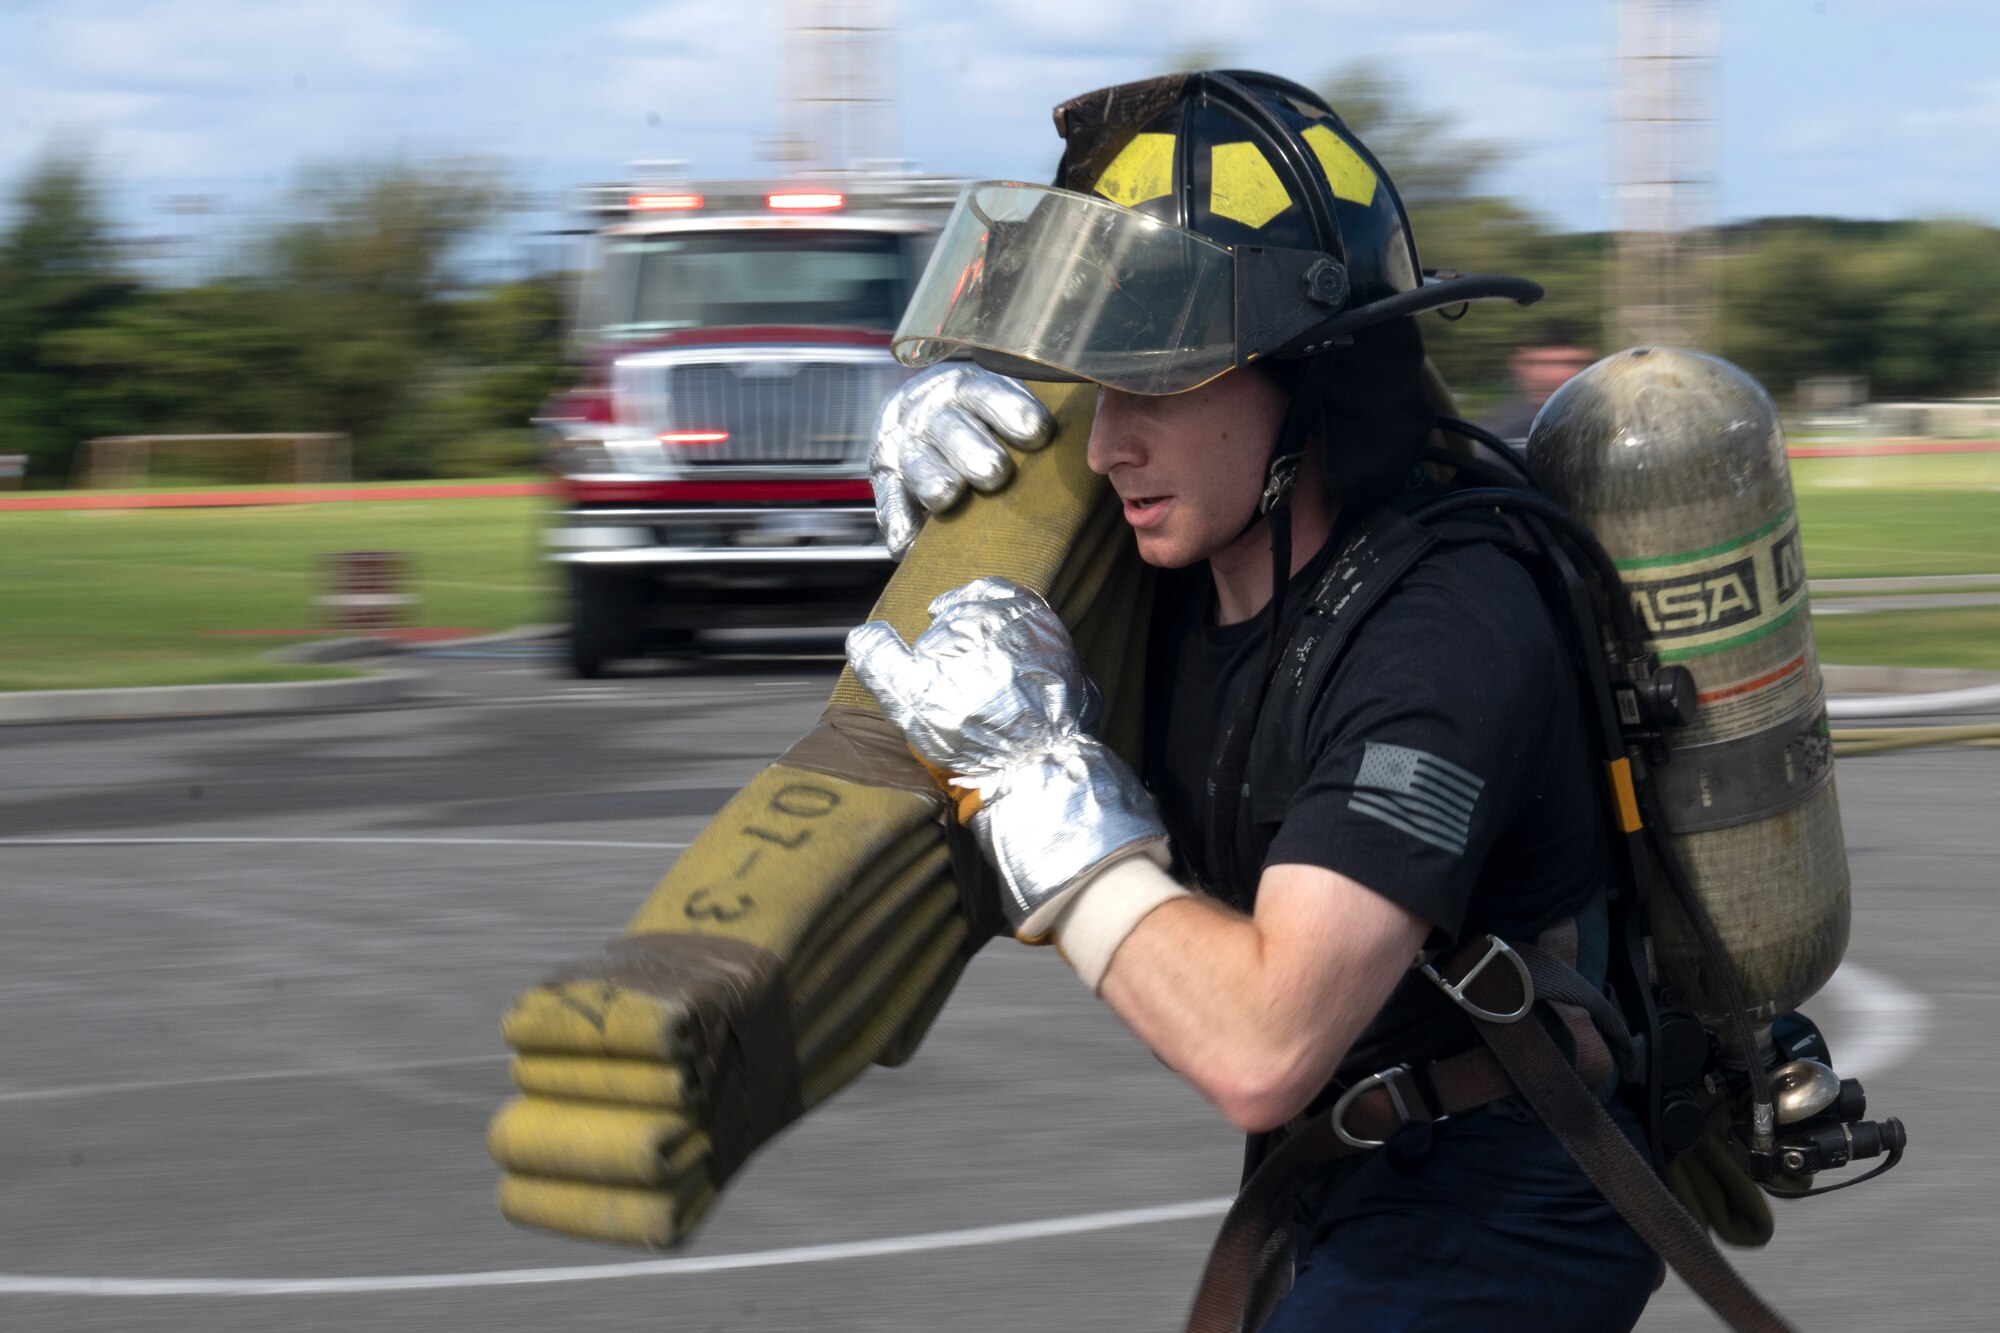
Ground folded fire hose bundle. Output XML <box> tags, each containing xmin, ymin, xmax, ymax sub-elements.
<box><xmin>487</xmin><ymin>380</ymin><xmax>1156</xmax><ymax>1248</ymax></box>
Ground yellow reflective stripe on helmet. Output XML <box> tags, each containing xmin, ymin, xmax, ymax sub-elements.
<box><xmin>1092</xmin><ymin>132</ymin><xmax>1177</xmax><ymax>208</ymax></box>
<box><xmin>1209</xmin><ymin>141</ymin><xmax>1292</xmax><ymax>228</ymax></box>
<box><xmin>1302</xmin><ymin>124</ymin><xmax>1379</xmax><ymax>206</ymax></box>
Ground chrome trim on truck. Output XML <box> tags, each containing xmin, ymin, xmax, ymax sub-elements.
<box><xmin>555</xmin><ymin>545</ymin><xmax>893</xmax><ymax>567</ymax></box>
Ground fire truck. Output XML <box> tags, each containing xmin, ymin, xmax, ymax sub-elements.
<box><xmin>539</xmin><ymin>171</ymin><xmax>964</xmax><ymax>676</ymax></box>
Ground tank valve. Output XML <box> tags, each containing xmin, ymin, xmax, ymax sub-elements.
<box><xmin>1728</xmin><ymin>1012</ymin><xmax>1908</xmax><ymax>1197</ymax></box>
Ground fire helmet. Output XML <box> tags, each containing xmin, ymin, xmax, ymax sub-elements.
<box><xmin>894</xmin><ymin>70</ymin><xmax>1540</xmax><ymax>396</ymax></box>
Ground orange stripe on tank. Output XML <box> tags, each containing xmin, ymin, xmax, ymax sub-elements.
<box><xmin>1697</xmin><ymin>653</ymin><xmax>1808</xmax><ymax>704</ymax></box>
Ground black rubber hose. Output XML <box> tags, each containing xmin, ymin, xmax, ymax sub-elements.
<box><xmin>1429</xmin><ymin>417</ymin><xmax>1548</xmax><ymax>492</ymax></box>
<box><xmin>1419</xmin><ymin>446</ymin><xmax>1534</xmax><ymax>493</ymax></box>
<box><xmin>1405</xmin><ymin>487</ymin><xmax>1646</xmax><ymax>652</ymax></box>
<box><xmin>1413</xmin><ymin>483</ymin><xmax>1779</xmax><ymax>1141</ymax></box>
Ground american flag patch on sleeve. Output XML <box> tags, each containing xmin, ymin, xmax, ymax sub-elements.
<box><xmin>1348</xmin><ymin>741</ymin><xmax>1485</xmax><ymax>856</ymax></box>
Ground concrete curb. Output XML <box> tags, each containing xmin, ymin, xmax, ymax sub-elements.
<box><xmin>1</xmin><ymin>638</ymin><xmax>1992</xmax><ymax>728</ymax></box>
<box><xmin>0</xmin><ymin>623</ymin><xmax>565</xmax><ymax>726</ymax></box>
<box><xmin>0</xmin><ymin>671</ymin><xmax>418</xmax><ymax>726</ymax></box>
<box><xmin>265</xmin><ymin>624</ymin><xmax>562</xmax><ymax>664</ymax></box>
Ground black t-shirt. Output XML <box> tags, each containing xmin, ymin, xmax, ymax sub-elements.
<box><xmin>1143</xmin><ymin>525</ymin><xmax>1613</xmax><ymax>1075</ymax></box>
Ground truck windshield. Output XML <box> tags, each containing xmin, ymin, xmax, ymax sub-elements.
<box><xmin>591</xmin><ymin>230</ymin><xmax>908</xmax><ymax>339</ymax></box>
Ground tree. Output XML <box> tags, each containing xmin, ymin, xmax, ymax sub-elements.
<box><xmin>0</xmin><ymin>149</ymin><xmax>138</xmax><ymax>482</ymax></box>
<box><xmin>1713</xmin><ymin>218</ymin><xmax>2000</xmax><ymax>402</ymax></box>
<box><xmin>446</xmin><ymin>275</ymin><xmax>569</xmax><ymax>430</ymax></box>
<box><xmin>1169</xmin><ymin>44</ymin><xmax>1232</xmax><ymax>74</ymax></box>
<box><xmin>1310</xmin><ymin>65</ymin><xmax>1582</xmax><ymax>403</ymax></box>
<box><xmin>39</xmin><ymin>282</ymin><xmax>309</xmax><ymax>452</ymax></box>
<box><xmin>252</xmin><ymin>160</ymin><xmax>508</xmax><ymax>475</ymax></box>
<box><xmin>0</xmin><ymin>155</ymin><xmax>524</xmax><ymax>482</ymax></box>
<box><xmin>1315</xmin><ymin>63</ymin><xmax>1506</xmax><ymax>212</ymax></box>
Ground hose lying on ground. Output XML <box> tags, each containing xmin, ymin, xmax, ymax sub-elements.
<box><xmin>1829</xmin><ymin>723</ymin><xmax>2000</xmax><ymax>756</ymax></box>
<box><xmin>1826</xmin><ymin>681</ymin><xmax>2000</xmax><ymax>754</ymax></box>
<box><xmin>486</xmin><ymin>380</ymin><xmax>1156</xmax><ymax>1248</ymax></box>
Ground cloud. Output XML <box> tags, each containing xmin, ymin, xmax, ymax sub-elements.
<box><xmin>3</xmin><ymin>0</ymin><xmax>1997</xmax><ymax>244</ymax></box>
<box><xmin>597</xmin><ymin>0</ymin><xmax>777</xmax><ymax>130</ymax></box>
<box><xmin>45</xmin><ymin>0</ymin><xmax>465</xmax><ymax>90</ymax></box>
<box><xmin>2</xmin><ymin>0</ymin><xmax>483</xmax><ymax>199</ymax></box>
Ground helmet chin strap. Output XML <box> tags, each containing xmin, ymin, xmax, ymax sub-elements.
<box><xmin>1244</xmin><ymin>355</ymin><xmax>1334</xmax><ymax>645</ymax></box>
<box><xmin>1255</xmin><ymin>449</ymin><xmax>1301</xmax><ymax>651</ymax></box>
<box><xmin>1200</xmin><ymin>358</ymin><xmax>1332</xmax><ymax>890</ymax></box>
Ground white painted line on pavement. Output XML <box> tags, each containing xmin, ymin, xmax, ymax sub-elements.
<box><xmin>0</xmin><ymin>1056</ymin><xmax>505</xmax><ymax>1104</ymax></box>
<box><xmin>0</xmin><ymin>842</ymin><xmax>1930</xmax><ymax>1301</ymax></box>
<box><xmin>0</xmin><ymin>1197</ymin><xmax>1235</xmax><ymax>1297</ymax></box>
<box><xmin>0</xmin><ymin>836</ymin><xmax>689</xmax><ymax>851</ymax></box>
<box><xmin>1816</xmin><ymin>962</ymin><xmax>1932</xmax><ymax>1081</ymax></box>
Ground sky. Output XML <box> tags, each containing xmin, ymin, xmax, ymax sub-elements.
<box><xmin>3</xmin><ymin>0</ymin><xmax>1997</xmax><ymax>253</ymax></box>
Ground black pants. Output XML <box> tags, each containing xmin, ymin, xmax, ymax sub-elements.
<box><xmin>1261</xmin><ymin>1097</ymin><xmax>1658</xmax><ymax>1331</ymax></box>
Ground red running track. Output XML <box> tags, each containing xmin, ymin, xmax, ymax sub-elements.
<box><xmin>1787</xmin><ymin>440</ymin><xmax>2000</xmax><ymax>458</ymax></box>
<box><xmin>0</xmin><ymin>481</ymin><xmax>553</xmax><ymax>512</ymax></box>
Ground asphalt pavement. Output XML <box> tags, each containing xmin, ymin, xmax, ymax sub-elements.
<box><xmin>0</xmin><ymin>645</ymin><xmax>1990</xmax><ymax>1331</ymax></box>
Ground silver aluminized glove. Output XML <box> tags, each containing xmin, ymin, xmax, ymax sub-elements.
<box><xmin>870</xmin><ymin>366</ymin><xmax>1056</xmax><ymax>559</ymax></box>
<box><xmin>847</xmin><ymin>577</ymin><xmax>1169</xmax><ymax>939</ymax></box>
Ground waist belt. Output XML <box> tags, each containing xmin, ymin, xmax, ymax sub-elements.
<box><xmin>1183</xmin><ymin>930</ymin><xmax>1796</xmax><ymax>1333</ymax></box>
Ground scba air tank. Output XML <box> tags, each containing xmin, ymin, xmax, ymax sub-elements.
<box><xmin>1529</xmin><ymin>347</ymin><xmax>1850</xmax><ymax>1036</ymax></box>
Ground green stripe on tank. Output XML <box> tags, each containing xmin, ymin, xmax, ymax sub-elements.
<box><xmin>1613</xmin><ymin>506</ymin><xmax>1796</xmax><ymax>571</ymax></box>
<box><xmin>1655</xmin><ymin>597</ymin><xmax>1810</xmax><ymax>662</ymax></box>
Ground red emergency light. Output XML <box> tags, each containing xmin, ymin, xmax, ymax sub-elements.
<box><xmin>658</xmin><ymin>430</ymin><xmax>730</xmax><ymax>446</ymax></box>
<box><xmin>630</xmin><ymin>192</ymin><xmax>705</xmax><ymax>211</ymax></box>
<box><xmin>766</xmin><ymin>191</ymin><xmax>844</xmax><ymax>211</ymax></box>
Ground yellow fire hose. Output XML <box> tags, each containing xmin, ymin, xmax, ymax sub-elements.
<box><xmin>1830</xmin><ymin>723</ymin><xmax>2000</xmax><ymax>756</ymax></box>
<box><xmin>488</xmin><ymin>380</ymin><xmax>1155</xmax><ymax>1248</ymax></box>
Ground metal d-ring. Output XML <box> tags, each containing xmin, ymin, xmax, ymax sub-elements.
<box><xmin>1419</xmin><ymin>935</ymin><xmax>1535</xmax><ymax>1023</ymax></box>
<box><xmin>1331</xmin><ymin>1064</ymin><xmax>1418</xmax><ymax>1150</ymax></box>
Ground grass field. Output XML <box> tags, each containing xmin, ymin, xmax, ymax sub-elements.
<box><xmin>1</xmin><ymin>458</ymin><xmax>1996</xmax><ymax>691</ymax></box>
<box><xmin>0</xmin><ymin>495</ymin><xmax>551</xmax><ymax>691</ymax></box>
<box><xmin>13</xmin><ymin>474</ymin><xmax>548</xmax><ymax>500</ymax></box>
<box><xmin>1794</xmin><ymin>453</ymin><xmax>2000</xmax><ymax>578</ymax></box>
<box><xmin>1789</xmin><ymin>453</ymin><xmax>2000</xmax><ymax>667</ymax></box>
<box><xmin>1812</xmin><ymin>607</ymin><xmax>2000</xmax><ymax>671</ymax></box>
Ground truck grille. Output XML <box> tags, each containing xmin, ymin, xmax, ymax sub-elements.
<box><xmin>616</xmin><ymin>356</ymin><xmax>902</xmax><ymax>468</ymax></box>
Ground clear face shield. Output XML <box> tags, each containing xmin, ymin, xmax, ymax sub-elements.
<box><xmin>894</xmin><ymin>181</ymin><xmax>1544</xmax><ymax>397</ymax></box>
<box><xmin>894</xmin><ymin>183</ymin><xmax>1248</xmax><ymax>396</ymax></box>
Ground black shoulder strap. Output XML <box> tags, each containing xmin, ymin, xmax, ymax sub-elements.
<box><xmin>1265</xmin><ymin>506</ymin><xmax>1438</xmax><ymax>721</ymax></box>
<box><xmin>1196</xmin><ymin>506</ymin><xmax>1433</xmax><ymax>896</ymax></box>
<box><xmin>1232</xmin><ymin>503</ymin><xmax>1529</xmax><ymax>877</ymax></box>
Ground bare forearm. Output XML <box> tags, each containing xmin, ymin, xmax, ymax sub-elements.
<box><xmin>1087</xmin><ymin>864</ymin><xmax>1427</xmax><ymax>1132</ymax></box>
<box><xmin>1098</xmin><ymin>897</ymin><xmax>1313</xmax><ymax>1126</ymax></box>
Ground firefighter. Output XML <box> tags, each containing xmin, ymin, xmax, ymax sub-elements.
<box><xmin>848</xmin><ymin>70</ymin><xmax>1664</xmax><ymax>1329</ymax></box>
<box><xmin>1482</xmin><ymin>318</ymin><xmax>1596</xmax><ymax>449</ymax></box>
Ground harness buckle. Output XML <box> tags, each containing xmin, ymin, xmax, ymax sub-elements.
<box><xmin>1330</xmin><ymin>1064</ymin><xmax>1443</xmax><ymax>1149</ymax></box>
<box><xmin>1259</xmin><ymin>453</ymin><xmax>1301</xmax><ymax>514</ymax></box>
<box><xmin>1421</xmin><ymin>934</ymin><xmax>1535</xmax><ymax>1024</ymax></box>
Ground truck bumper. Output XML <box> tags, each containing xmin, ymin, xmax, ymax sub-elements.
<box><xmin>547</xmin><ymin>504</ymin><xmax>894</xmax><ymax>633</ymax></box>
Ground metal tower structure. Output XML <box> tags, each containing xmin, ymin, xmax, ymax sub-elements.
<box><xmin>774</xmin><ymin>0</ymin><xmax>898</xmax><ymax>173</ymax></box>
<box><xmin>1612</xmin><ymin>0</ymin><xmax>1719</xmax><ymax>349</ymax></box>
